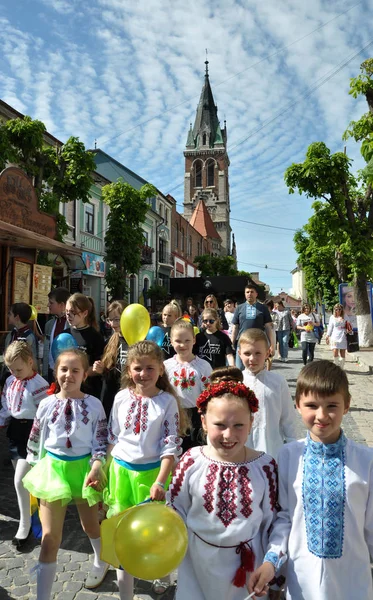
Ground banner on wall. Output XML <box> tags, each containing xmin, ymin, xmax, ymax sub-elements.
<box><xmin>339</xmin><ymin>283</ymin><xmax>373</xmax><ymax>330</ymax></box>
<box><xmin>82</xmin><ymin>252</ymin><xmax>105</xmax><ymax>278</ymax></box>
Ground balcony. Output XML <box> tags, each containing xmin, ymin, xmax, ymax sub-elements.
<box><xmin>141</xmin><ymin>244</ymin><xmax>154</xmax><ymax>265</ymax></box>
<box><xmin>80</xmin><ymin>232</ymin><xmax>103</xmax><ymax>254</ymax></box>
<box><xmin>158</xmin><ymin>251</ymin><xmax>173</xmax><ymax>267</ymax></box>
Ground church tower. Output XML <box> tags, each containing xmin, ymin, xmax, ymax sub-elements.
<box><xmin>183</xmin><ymin>61</ymin><xmax>231</xmax><ymax>255</ymax></box>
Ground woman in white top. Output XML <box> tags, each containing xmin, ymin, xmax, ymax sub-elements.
<box><xmin>296</xmin><ymin>304</ymin><xmax>320</xmax><ymax>366</ymax></box>
<box><xmin>325</xmin><ymin>303</ymin><xmax>351</xmax><ymax>369</ymax></box>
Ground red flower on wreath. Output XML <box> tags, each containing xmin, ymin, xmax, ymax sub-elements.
<box><xmin>197</xmin><ymin>381</ymin><xmax>259</xmax><ymax>414</ymax></box>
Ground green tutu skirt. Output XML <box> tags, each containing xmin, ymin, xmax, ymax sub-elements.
<box><xmin>104</xmin><ymin>459</ymin><xmax>171</xmax><ymax>519</ymax></box>
<box><xmin>23</xmin><ymin>453</ymin><xmax>102</xmax><ymax>507</ymax></box>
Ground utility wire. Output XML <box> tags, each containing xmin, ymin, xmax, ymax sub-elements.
<box><xmin>98</xmin><ymin>2</ymin><xmax>361</xmax><ymax>146</ymax></box>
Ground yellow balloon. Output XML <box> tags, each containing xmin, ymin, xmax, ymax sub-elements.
<box><xmin>120</xmin><ymin>303</ymin><xmax>151</xmax><ymax>345</ymax></box>
<box><xmin>29</xmin><ymin>305</ymin><xmax>37</xmax><ymax>321</ymax></box>
<box><xmin>114</xmin><ymin>503</ymin><xmax>188</xmax><ymax>580</ymax></box>
<box><xmin>193</xmin><ymin>326</ymin><xmax>200</xmax><ymax>336</ymax></box>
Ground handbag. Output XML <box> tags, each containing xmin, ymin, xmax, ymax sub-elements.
<box><xmin>346</xmin><ymin>330</ymin><xmax>359</xmax><ymax>353</ymax></box>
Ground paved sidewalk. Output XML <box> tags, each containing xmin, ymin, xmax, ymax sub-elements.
<box><xmin>1</xmin><ymin>344</ymin><xmax>373</xmax><ymax>599</ymax></box>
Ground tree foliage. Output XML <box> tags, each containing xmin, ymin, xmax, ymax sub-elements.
<box><xmin>287</xmin><ymin>60</ymin><xmax>373</xmax><ymax>344</ymax></box>
<box><xmin>103</xmin><ymin>180</ymin><xmax>156</xmax><ymax>299</ymax></box>
<box><xmin>194</xmin><ymin>254</ymin><xmax>240</xmax><ymax>277</ymax></box>
<box><xmin>0</xmin><ymin>116</ymin><xmax>95</xmax><ymax>240</ymax></box>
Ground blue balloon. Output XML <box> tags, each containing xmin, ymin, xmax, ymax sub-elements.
<box><xmin>146</xmin><ymin>326</ymin><xmax>166</xmax><ymax>347</ymax></box>
<box><xmin>51</xmin><ymin>333</ymin><xmax>79</xmax><ymax>361</ymax></box>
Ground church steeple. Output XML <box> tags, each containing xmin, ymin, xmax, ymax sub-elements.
<box><xmin>183</xmin><ymin>63</ymin><xmax>232</xmax><ymax>256</ymax></box>
<box><xmin>186</xmin><ymin>61</ymin><xmax>226</xmax><ymax>150</ymax></box>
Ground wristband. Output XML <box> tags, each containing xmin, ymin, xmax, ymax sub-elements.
<box><xmin>155</xmin><ymin>481</ymin><xmax>165</xmax><ymax>489</ymax></box>
<box><xmin>90</xmin><ymin>456</ymin><xmax>106</xmax><ymax>467</ymax></box>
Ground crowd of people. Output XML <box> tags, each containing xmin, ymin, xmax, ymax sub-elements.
<box><xmin>1</xmin><ymin>285</ymin><xmax>372</xmax><ymax>600</ymax></box>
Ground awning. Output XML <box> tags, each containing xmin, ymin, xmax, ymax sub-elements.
<box><xmin>176</xmin><ymin>262</ymin><xmax>184</xmax><ymax>274</ymax></box>
<box><xmin>0</xmin><ymin>219</ymin><xmax>82</xmax><ymax>257</ymax></box>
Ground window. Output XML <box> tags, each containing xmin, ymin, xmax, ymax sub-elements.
<box><xmin>203</xmin><ymin>133</ymin><xmax>207</xmax><ymax>146</ymax></box>
<box><xmin>175</xmin><ymin>222</ymin><xmax>179</xmax><ymax>248</ymax></box>
<box><xmin>195</xmin><ymin>161</ymin><xmax>202</xmax><ymax>187</ymax></box>
<box><xmin>165</xmin><ymin>209</ymin><xmax>169</xmax><ymax>225</ymax></box>
<box><xmin>143</xmin><ymin>230</ymin><xmax>149</xmax><ymax>245</ymax></box>
<box><xmin>85</xmin><ymin>203</ymin><xmax>94</xmax><ymax>234</ymax></box>
<box><xmin>159</xmin><ymin>203</ymin><xmax>163</xmax><ymax>218</ymax></box>
<box><xmin>159</xmin><ymin>239</ymin><xmax>166</xmax><ymax>263</ymax></box>
<box><xmin>207</xmin><ymin>160</ymin><xmax>214</xmax><ymax>186</ymax></box>
<box><xmin>129</xmin><ymin>275</ymin><xmax>136</xmax><ymax>304</ymax></box>
<box><xmin>181</xmin><ymin>228</ymin><xmax>185</xmax><ymax>252</ymax></box>
<box><xmin>188</xmin><ymin>235</ymin><xmax>192</xmax><ymax>256</ymax></box>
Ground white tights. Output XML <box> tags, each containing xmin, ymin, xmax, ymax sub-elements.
<box><xmin>116</xmin><ymin>568</ymin><xmax>134</xmax><ymax>600</ymax></box>
<box><xmin>13</xmin><ymin>458</ymin><xmax>32</xmax><ymax>539</ymax></box>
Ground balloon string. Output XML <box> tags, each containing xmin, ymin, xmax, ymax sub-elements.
<box><xmin>35</xmin><ymin>319</ymin><xmax>43</xmax><ymax>336</ymax></box>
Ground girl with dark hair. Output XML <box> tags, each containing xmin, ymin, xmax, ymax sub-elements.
<box><xmin>65</xmin><ymin>294</ymin><xmax>105</xmax><ymax>396</ymax></box>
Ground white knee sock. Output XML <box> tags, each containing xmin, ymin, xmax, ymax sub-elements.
<box><xmin>340</xmin><ymin>358</ymin><xmax>345</xmax><ymax>369</ymax></box>
<box><xmin>36</xmin><ymin>561</ymin><xmax>57</xmax><ymax>600</ymax></box>
<box><xmin>14</xmin><ymin>459</ymin><xmax>32</xmax><ymax>539</ymax></box>
<box><xmin>116</xmin><ymin>568</ymin><xmax>134</xmax><ymax>600</ymax></box>
<box><xmin>89</xmin><ymin>536</ymin><xmax>107</xmax><ymax>569</ymax></box>
<box><xmin>334</xmin><ymin>357</ymin><xmax>340</xmax><ymax>366</ymax></box>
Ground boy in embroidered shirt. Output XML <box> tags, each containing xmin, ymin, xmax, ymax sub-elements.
<box><xmin>249</xmin><ymin>360</ymin><xmax>373</xmax><ymax>600</ymax></box>
<box><xmin>239</xmin><ymin>329</ymin><xmax>297</xmax><ymax>460</ymax></box>
<box><xmin>164</xmin><ymin>319</ymin><xmax>212</xmax><ymax>450</ymax></box>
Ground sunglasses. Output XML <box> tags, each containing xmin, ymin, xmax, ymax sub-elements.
<box><xmin>202</xmin><ymin>319</ymin><xmax>215</xmax><ymax>324</ymax></box>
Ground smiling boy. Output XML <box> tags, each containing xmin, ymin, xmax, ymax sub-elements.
<box><xmin>249</xmin><ymin>360</ymin><xmax>373</xmax><ymax>600</ymax></box>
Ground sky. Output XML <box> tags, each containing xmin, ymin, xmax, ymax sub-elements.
<box><xmin>1</xmin><ymin>0</ymin><xmax>372</xmax><ymax>294</ymax></box>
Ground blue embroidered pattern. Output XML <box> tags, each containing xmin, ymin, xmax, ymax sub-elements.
<box><xmin>302</xmin><ymin>432</ymin><xmax>346</xmax><ymax>559</ymax></box>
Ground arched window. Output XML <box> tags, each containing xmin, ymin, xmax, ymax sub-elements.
<box><xmin>129</xmin><ymin>275</ymin><xmax>137</xmax><ymax>304</ymax></box>
<box><xmin>202</xmin><ymin>133</ymin><xmax>207</xmax><ymax>146</ymax></box>
<box><xmin>207</xmin><ymin>160</ymin><xmax>214</xmax><ymax>186</ymax></box>
<box><xmin>195</xmin><ymin>160</ymin><xmax>202</xmax><ymax>187</ymax></box>
<box><xmin>188</xmin><ymin>235</ymin><xmax>192</xmax><ymax>256</ymax></box>
<box><xmin>143</xmin><ymin>277</ymin><xmax>150</xmax><ymax>307</ymax></box>
<box><xmin>175</xmin><ymin>222</ymin><xmax>179</xmax><ymax>248</ymax></box>
<box><xmin>181</xmin><ymin>228</ymin><xmax>185</xmax><ymax>251</ymax></box>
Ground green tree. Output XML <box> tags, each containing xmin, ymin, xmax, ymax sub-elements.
<box><xmin>0</xmin><ymin>116</ymin><xmax>95</xmax><ymax>240</ymax></box>
<box><xmin>194</xmin><ymin>254</ymin><xmax>238</xmax><ymax>276</ymax></box>
<box><xmin>103</xmin><ymin>180</ymin><xmax>156</xmax><ymax>299</ymax></box>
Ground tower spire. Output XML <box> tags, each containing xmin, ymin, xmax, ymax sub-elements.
<box><xmin>205</xmin><ymin>48</ymin><xmax>209</xmax><ymax>76</ymax></box>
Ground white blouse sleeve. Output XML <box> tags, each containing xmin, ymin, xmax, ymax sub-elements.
<box><xmin>263</xmin><ymin>447</ymin><xmax>291</xmax><ymax>569</ymax></box>
<box><xmin>326</xmin><ymin>316</ymin><xmax>334</xmax><ymax>338</ymax></box>
<box><xmin>91</xmin><ymin>401</ymin><xmax>108</xmax><ymax>462</ymax></box>
<box><xmin>26</xmin><ymin>397</ymin><xmax>51</xmax><ymax>464</ymax></box>
<box><xmin>107</xmin><ymin>391</ymin><xmax>123</xmax><ymax>445</ymax></box>
<box><xmin>279</xmin><ymin>378</ymin><xmax>298</xmax><ymax>444</ymax></box>
<box><xmin>364</xmin><ymin>460</ymin><xmax>373</xmax><ymax>559</ymax></box>
<box><xmin>166</xmin><ymin>449</ymin><xmax>195</xmax><ymax>521</ymax></box>
<box><xmin>160</xmin><ymin>395</ymin><xmax>182</xmax><ymax>459</ymax></box>
<box><xmin>0</xmin><ymin>378</ymin><xmax>11</xmax><ymax>427</ymax></box>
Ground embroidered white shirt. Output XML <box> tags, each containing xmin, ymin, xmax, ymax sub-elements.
<box><xmin>243</xmin><ymin>369</ymin><xmax>298</xmax><ymax>460</ymax></box>
<box><xmin>265</xmin><ymin>437</ymin><xmax>373</xmax><ymax>600</ymax></box>
<box><xmin>0</xmin><ymin>373</ymin><xmax>49</xmax><ymax>426</ymax></box>
<box><xmin>164</xmin><ymin>356</ymin><xmax>211</xmax><ymax>409</ymax></box>
<box><xmin>26</xmin><ymin>393</ymin><xmax>107</xmax><ymax>463</ymax></box>
<box><xmin>108</xmin><ymin>388</ymin><xmax>182</xmax><ymax>464</ymax></box>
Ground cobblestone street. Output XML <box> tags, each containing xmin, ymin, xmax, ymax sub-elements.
<box><xmin>1</xmin><ymin>343</ymin><xmax>372</xmax><ymax>599</ymax></box>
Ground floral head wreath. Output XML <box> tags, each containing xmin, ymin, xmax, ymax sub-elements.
<box><xmin>196</xmin><ymin>381</ymin><xmax>259</xmax><ymax>414</ymax></box>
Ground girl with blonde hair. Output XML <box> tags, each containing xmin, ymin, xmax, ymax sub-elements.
<box><xmin>325</xmin><ymin>303</ymin><xmax>351</xmax><ymax>369</ymax></box>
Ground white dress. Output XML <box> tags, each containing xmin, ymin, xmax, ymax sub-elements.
<box><xmin>167</xmin><ymin>447</ymin><xmax>277</xmax><ymax>600</ymax></box>
<box><xmin>264</xmin><ymin>433</ymin><xmax>373</xmax><ymax>600</ymax></box>
<box><xmin>0</xmin><ymin>373</ymin><xmax>49</xmax><ymax>425</ymax></box>
<box><xmin>243</xmin><ymin>369</ymin><xmax>298</xmax><ymax>460</ymax></box>
<box><xmin>163</xmin><ymin>356</ymin><xmax>212</xmax><ymax>409</ymax></box>
<box><xmin>326</xmin><ymin>315</ymin><xmax>348</xmax><ymax>350</ymax></box>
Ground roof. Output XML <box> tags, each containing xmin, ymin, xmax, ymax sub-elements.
<box><xmin>270</xmin><ymin>294</ymin><xmax>302</xmax><ymax>307</ymax></box>
<box><xmin>189</xmin><ymin>199</ymin><xmax>221</xmax><ymax>241</ymax></box>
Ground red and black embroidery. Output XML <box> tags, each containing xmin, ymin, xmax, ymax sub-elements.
<box><xmin>80</xmin><ymin>398</ymin><xmax>89</xmax><ymax>425</ymax></box>
<box><xmin>28</xmin><ymin>417</ymin><xmax>41</xmax><ymax>447</ymax></box>
<box><xmin>124</xmin><ymin>400</ymin><xmax>137</xmax><ymax>430</ymax></box>
<box><xmin>217</xmin><ymin>465</ymin><xmax>238</xmax><ymax>527</ymax></box>
<box><xmin>263</xmin><ymin>459</ymin><xmax>278</xmax><ymax>511</ymax></box>
<box><xmin>12</xmin><ymin>380</ymin><xmax>26</xmax><ymax>413</ymax></box>
<box><xmin>51</xmin><ymin>398</ymin><xmax>63</xmax><ymax>424</ymax></box>
<box><xmin>141</xmin><ymin>402</ymin><xmax>148</xmax><ymax>432</ymax></box>
<box><xmin>64</xmin><ymin>398</ymin><xmax>73</xmax><ymax>448</ymax></box>
<box><xmin>32</xmin><ymin>385</ymin><xmax>49</xmax><ymax>397</ymax></box>
<box><xmin>203</xmin><ymin>463</ymin><xmax>219</xmax><ymax>513</ymax></box>
<box><xmin>238</xmin><ymin>465</ymin><xmax>253</xmax><ymax>518</ymax></box>
<box><xmin>94</xmin><ymin>418</ymin><xmax>108</xmax><ymax>452</ymax></box>
<box><xmin>170</xmin><ymin>452</ymin><xmax>195</xmax><ymax>504</ymax></box>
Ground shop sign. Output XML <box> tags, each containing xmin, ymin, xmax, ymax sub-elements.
<box><xmin>82</xmin><ymin>251</ymin><xmax>105</xmax><ymax>277</ymax></box>
<box><xmin>13</xmin><ymin>260</ymin><xmax>32</xmax><ymax>304</ymax></box>
<box><xmin>0</xmin><ymin>167</ymin><xmax>56</xmax><ymax>239</ymax></box>
<box><xmin>32</xmin><ymin>264</ymin><xmax>53</xmax><ymax>313</ymax></box>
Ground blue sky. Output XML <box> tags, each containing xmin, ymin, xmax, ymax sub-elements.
<box><xmin>1</xmin><ymin>0</ymin><xmax>371</xmax><ymax>294</ymax></box>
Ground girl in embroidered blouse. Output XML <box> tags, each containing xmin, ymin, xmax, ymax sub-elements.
<box><xmin>104</xmin><ymin>340</ymin><xmax>188</xmax><ymax>600</ymax></box>
<box><xmin>0</xmin><ymin>341</ymin><xmax>49</xmax><ymax>550</ymax></box>
<box><xmin>23</xmin><ymin>349</ymin><xmax>108</xmax><ymax>600</ymax></box>
<box><xmin>167</xmin><ymin>379</ymin><xmax>278</xmax><ymax>600</ymax></box>
<box><xmin>249</xmin><ymin>360</ymin><xmax>373</xmax><ymax>600</ymax></box>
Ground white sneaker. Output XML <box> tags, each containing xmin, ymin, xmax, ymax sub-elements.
<box><xmin>85</xmin><ymin>563</ymin><xmax>109</xmax><ymax>589</ymax></box>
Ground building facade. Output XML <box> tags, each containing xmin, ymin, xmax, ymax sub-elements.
<box><xmin>183</xmin><ymin>62</ymin><xmax>232</xmax><ymax>255</ymax></box>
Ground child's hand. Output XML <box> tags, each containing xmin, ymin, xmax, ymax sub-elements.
<box><xmin>150</xmin><ymin>482</ymin><xmax>166</xmax><ymax>501</ymax></box>
<box><xmin>93</xmin><ymin>360</ymin><xmax>104</xmax><ymax>374</ymax></box>
<box><xmin>248</xmin><ymin>562</ymin><xmax>275</xmax><ymax>597</ymax></box>
<box><xmin>86</xmin><ymin>465</ymin><xmax>107</xmax><ymax>491</ymax></box>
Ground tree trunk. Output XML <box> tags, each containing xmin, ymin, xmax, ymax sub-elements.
<box><xmin>354</xmin><ymin>274</ymin><xmax>373</xmax><ymax>347</ymax></box>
